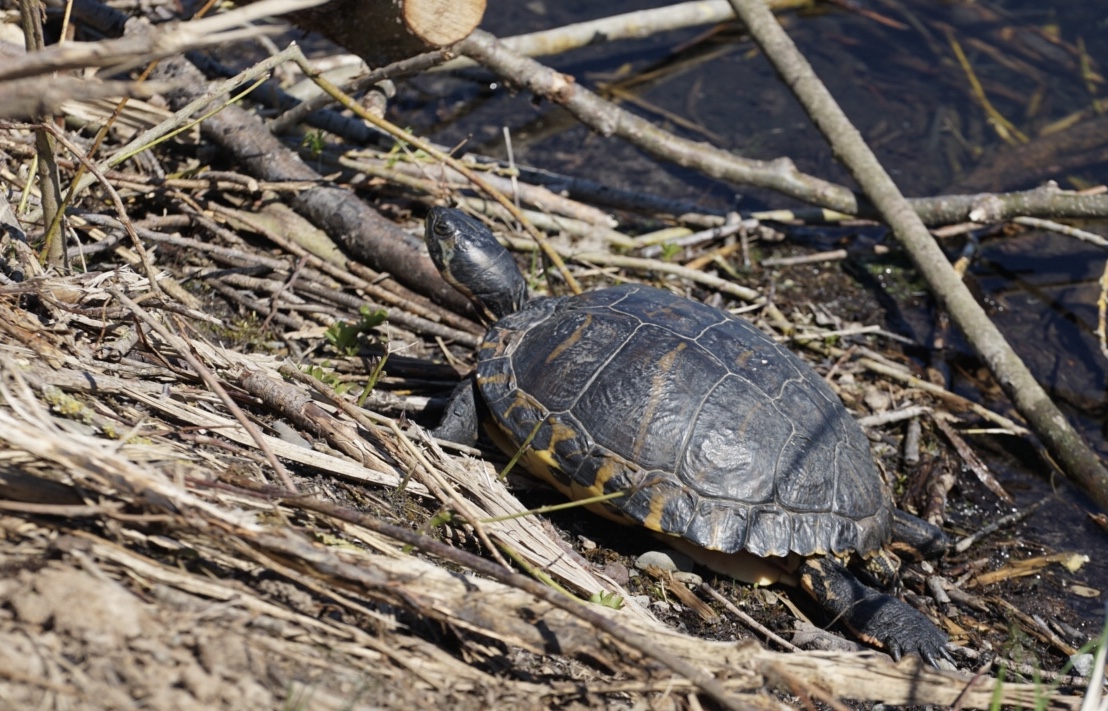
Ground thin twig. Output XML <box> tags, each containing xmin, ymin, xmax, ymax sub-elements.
<box><xmin>953</xmin><ymin>500</ymin><xmax>1047</xmax><ymax>554</ymax></box>
<box><xmin>1012</xmin><ymin>216</ymin><xmax>1108</xmax><ymax>248</ymax></box>
<box><xmin>437</xmin><ymin>1</ymin><xmax>765</xmax><ymax>71</ymax></box>
<box><xmin>108</xmin><ymin>288</ymin><xmax>297</xmax><ymax>492</ymax></box>
<box><xmin>294</xmin><ymin>52</ymin><xmax>583</xmax><ymax>296</ymax></box>
<box><xmin>0</xmin><ymin>0</ymin><xmax>329</xmax><ymax>81</ymax></box>
<box><xmin>699</xmin><ymin>582</ymin><xmax>801</xmax><ymax>653</ymax></box>
<box><xmin>39</xmin><ymin>122</ymin><xmax>166</xmax><ymax>299</ymax></box>
<box><xmin>279</xmin><ymin>363</ymin><xmax>512</xmax><ymax>571</ymax></box>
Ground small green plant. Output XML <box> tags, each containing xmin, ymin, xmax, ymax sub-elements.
<box><xmin>1000</xmin><ymin>625</ymin><xmax>1040</xmax><ymax>669</ymax></box>
<box><xmin>301</xmin><ymin>130</ymin><xmax>327</xmax><ymax>158</ymax></box>
<box><xmin>525</xmin><ymin>250</ymin><xmax>545</xmax><ymax>292</ymax></box>
<box><xmin>355</xmin><ymin>351</ymin><xmax>389</xmax><ymax>407</ymax></box>
<box><xmin>383</xmin><ymin>137</ymin><xmax>427</xmax><ymax>167</ymax></box>
<box><xmin>427</xmin><ymin>509</ymin><xmax>455</xmax><ymax>529</ymax></box>
<box><xmin>323</xmin><ymin>322</ymin><xmax>362</xmax><ymax>357</ymax></box>
<box><xmin>589</xmin><ymin>590</ymin><xmax>625</xmax><ymax>609</ymax></box>
<box><xmin>324</xmin><ymin>307</ymin><xmax>388</xmax><ymax>356</ymax></box>
<box><xmin>659</xmin><ymin>241</ymin><xmax>683</xmax><ymax>262</ymax></box>
<box><xmin>303</xmin><ymin>362</ymin><xmax>349</xmax><ymax>394</ymax></box>
<box><xmin>313</xmin><ymin>308</ymin><xmax>390</xmax><ymax>403</ymax></box>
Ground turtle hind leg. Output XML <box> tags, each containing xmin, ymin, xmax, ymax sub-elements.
<box><xmin>799</xmin><ymin>556</ymin><xmax>952</xmax><ymax>667</ymax></box>
<box><xmin>892</xmin><ymin>509</ymin><xmax>949</xmax><ymax>560</ymax></box>
<box><xmin>432</xmin><ymin>375</ymin><xmax>482</xmax><ymax>446</ymax></box>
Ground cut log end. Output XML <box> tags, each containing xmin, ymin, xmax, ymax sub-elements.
<box><xmin>279</xmin><ymin>0</ymin><xmax>487</xmax><ymax>66</ymax></box>
<box><xmin>405</xmin><ymin>0</ymin><xmax>487</xmax><ymax>46</ymax></box>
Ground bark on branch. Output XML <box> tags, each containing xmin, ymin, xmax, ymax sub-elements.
<box><xmin>457</xmin><ymin>29</ymin><xmax>859</xmax><ymax>215</ymax></box>
<box><xmin>0</xmin><ymin>77</ymin><xmax>170</xmax><ymax>120</ymax></box>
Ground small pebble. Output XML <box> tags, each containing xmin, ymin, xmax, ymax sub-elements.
<box><xmin>577</xmin><ymin>535</ymin><xmax>597</xmax><ymax>552</ymax></box>
<box><xmin>1070</xmin><ymin>653</ymin><xmax>1094</xmax><ymax>678</ymax></box>
<box><xmin>600</xmin><ymin>561</ymin><xmax>630</xmax><ymax>586</ymax></box>
<box><xmin>635</xmin><ymin>549</ymin><xmax>694</xmax><ymax>573</ymax></box>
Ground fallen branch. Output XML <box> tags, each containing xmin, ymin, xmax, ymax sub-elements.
<box><xmin>283</xmin><ymin>494</ymin><xmax>1078</xmax><ymax>710</ymax></box>
<box><xmin>282</xmin><ymin>0</ymin><xmax>485</xmax><ymax>67</ymax></box>
<box><xmin>153</xmin><ymin>65</ymin><xmax>461</xmax><ymax>309</ymax></box>
<box><xmin>0</xmin><ymin>0</ymin><xmax>329</xmax><ymax>81</ymax></box>
<box><xmin>457</xmin><ymin>29</ymin><xmax>857</xmax><ymax>215</ymax></box>
<box><xmin>108</xmin><ymin>288</ymin><xmax>297</xmax><ymax>492</ymax></box>
<box><xmin>455</xmin><ymin>31</ymin><xmax>1108</xmax><ymax>225</ymax></box>
<box><xmin>0</xmin><ymin>78</ymin><xmax>171</xmax><ymax>120</ymax></box>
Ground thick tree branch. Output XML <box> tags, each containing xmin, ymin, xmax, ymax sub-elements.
<box><xmin>0</xmin><ymin>0</ymin><xmax>329</xmax><ymax>81</ymax></box>
<box><xmin>0</xmin><ymin>77</ymin><xmax>170</xmax><ymax>120</ymax></box>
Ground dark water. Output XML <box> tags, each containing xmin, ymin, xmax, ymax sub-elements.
<box><xmin>400</xmin><ymin>0</ymin><xmax>1108</xmax><ymax>630</ymax></box>
<box><xmin>421</xmin><ymin>0</ymin><xmax>1107</xmax><ymax>202</ymax></box>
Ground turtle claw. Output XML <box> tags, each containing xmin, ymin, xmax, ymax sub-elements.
<box><xmin>925</xmin><ymin>643</ymin><xmax>958</xmax><ymax>669</ymax></box>
<box><xmin>883</xmin><ymin>621</ymin><xmax>953</xmax><ymax>669</ymax></box>
<box><xmin>918</xmin><ymin>647</ymin><xmax>955</xmax><ymax>669</ymax></box>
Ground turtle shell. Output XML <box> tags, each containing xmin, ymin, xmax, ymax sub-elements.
<box><xmin>476</xmin><ymin>283</ymin><xmax>893</xmax><ymax>559</ymax></box>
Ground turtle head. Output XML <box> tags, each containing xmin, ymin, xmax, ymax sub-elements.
<box><xmin>425</xmin><ymin>207</ymin><xmax>529</xmax><ymax>323</ymax></box>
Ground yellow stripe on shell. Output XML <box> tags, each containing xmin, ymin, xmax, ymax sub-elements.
<box><xmin>544</xmin><ymin>313</ymin><xmax>593</xmax><ymax>365</ymax></box>
<box><xmin>478</xmin><ymin>372</ymin><xmax>509</xmax><ymax>386</ymax></box>
<box><xmin>631</xmin><ymin>342</ymin><xmax>686</xmax><ymax>461</ymax></box>
<box><xmin>486</xmin><ymin>417</ymin><xmax>636</xmax><ymax>526</ymax></box>
<box><xmin>641</xmin><ymin>483</ymin><xmax>667</xmax><ymax>533</ymax></box>
<box><xmin>497</xmin><ymin>391</ymin><xmax>532</xmax><ymax>420</ymax></box>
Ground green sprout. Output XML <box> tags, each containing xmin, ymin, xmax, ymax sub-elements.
<box><xmin>301</xmin><ymin>130</ymin><xmax>327</xmax><ymax>158</ymax></box>
<box><xmin>324</xmin><ymin>307</ymin><xmax>388</xmax><ymax>356</ymax></box>
<box><xmin>589</xmin><ymin>590</ymin><xmax>625</xmax><ymax>609</ymax></box>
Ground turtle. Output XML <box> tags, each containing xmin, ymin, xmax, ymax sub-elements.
<box><xmin>425</xmin><ymin>206</ymin><xmax>952</xmax><ymax>665</ymax></box>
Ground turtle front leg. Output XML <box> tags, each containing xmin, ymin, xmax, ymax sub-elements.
<box><xmin>799</xmin><ymin>557</ymin><xmax>951</xmax><ymax>667</ymax></box>
<box><xmin>433</xmin><ymin>375</ymin><xmax>481</xmax><ymax>446</ymax></box>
